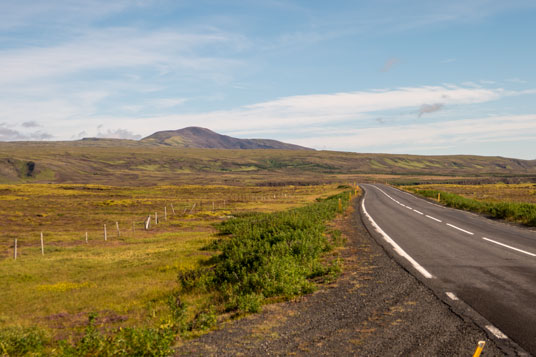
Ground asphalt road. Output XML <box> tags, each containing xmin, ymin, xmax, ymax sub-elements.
<box><xmin>360</xmin><ymin>184</ymin><xmax>536</xmax><ymax>356</ymax></box>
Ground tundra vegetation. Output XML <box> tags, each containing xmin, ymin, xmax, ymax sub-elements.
<box><xmin>0</xmin><ymin>183</ymin><xmax>352</xmax><ymax>355</ymax></box>
<box><xmin>403</xmin><ymin>183</ymin><xmax>536</xmax><ymax>227</ymax></box>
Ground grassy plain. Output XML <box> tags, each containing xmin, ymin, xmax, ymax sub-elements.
<box><xmin>403</xmin><ymin>183</ymin><xmax>536</xmax><ymax>226</ymax></box>
<box><xmin>0</xmin><ymin>183</ymin><xmax>345</xmax><ymax>353</ymax></box>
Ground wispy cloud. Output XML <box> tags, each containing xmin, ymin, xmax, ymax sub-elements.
<box><xmin>21</xmin><ymin>121</ymin><xmax>40</xmax><ymax>128</ymax></box>
<box><xmin>381</xmin><ymin>58</ymin><xmax>400</xmax><ymax>72</ymax></box>
<box><xmin>96</xmin><ymin>128</ymin><xmax>141</xmax><ymax>140</ymax></box>
<box><xmin>418</xmin><ymin>103</ymin><xmax>444</xmax><ymax>117</ymax></box>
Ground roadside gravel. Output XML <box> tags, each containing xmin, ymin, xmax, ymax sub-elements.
<box><xmin>177</xmin><ymin>200</ymin><xmax>507</xmax><ymax>356</ymax></box>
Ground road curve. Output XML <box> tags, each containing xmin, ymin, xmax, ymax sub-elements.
<box><xmin>360</xmin><ymin>184</ymin><xmax>536</xmax><ymax>355</ymax></box>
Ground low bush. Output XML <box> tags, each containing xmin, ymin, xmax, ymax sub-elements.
<box><xmin>407</xmin><ymin>188</ymin><xmax>536</xmax><ymax>226</ymax></box>
<box><xmin>178</xmin><ymin>192</ymin><xmax>350</xmax><ymax>313</ymax></box>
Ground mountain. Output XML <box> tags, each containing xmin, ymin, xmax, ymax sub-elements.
<box><xmin>140</xmin><ymin>127</ymin><xmax>313</xmax><ymax>150</ymax></box>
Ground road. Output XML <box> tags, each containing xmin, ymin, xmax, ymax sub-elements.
<box><xmin>360</xmin><ymin>184</ymin><xmax>536</xmax><ymax>355</ymax></box>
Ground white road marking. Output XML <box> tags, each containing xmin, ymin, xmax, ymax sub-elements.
<box><xmin>482</xmin><ymin>237</ymin><xmax>536</xmax><ymax>257</ymax></box>
<box><xmin>425</xmin><ymin>215</ymin><xmax>442</xmax><ymax>223</ymax></box>
<box><xmin>445</xmin><ymin>292</ymin><xmax>459</xmax><ymax>301</ymax></box>
<box><xmin>413</xmin><ymin>209</ymin><xmax>424</xmax><ymax>215</ymax></box>
<box><xmin>361</xmin><ymin>198</ymin><xmax>434</xmax><ymax>279</ymax></box>
<box><xmin>486</xmin><ymin>325</ymin><xmax>508</xmax><ymax>339</ymax></box>
<box><xmin>405</xmin><ymin>206</ymin><xmax>413</xmax><ymax>210</ymax></box>
<box><xmin>400</xmin><ymin>203</ymin><xmax>406</xmax><ymax>207</ymax></box>
<box><xmin>446</xmin><ymin>223</ymin><xmax>474</xmax><ymax>235</ymax></box>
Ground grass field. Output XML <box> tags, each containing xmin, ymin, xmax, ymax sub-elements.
<box><xmin>403</xmin><ymin>183</ymin><xmax>536</xmax><ymax>226</ymax></box>
<box><xmin>0</xmin><ymin>183</ymin><xmax>348</xmax><ymax>354</ymax></box>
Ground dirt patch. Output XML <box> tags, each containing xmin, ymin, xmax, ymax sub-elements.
<box><xmin>176</xmin><ymin>199</ymin><xmax>506</xmax><ymax>356</ymax></box>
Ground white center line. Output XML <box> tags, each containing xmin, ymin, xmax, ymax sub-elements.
<box><xmin>425</xmin><ymin>215</ymin><xmax>442</xmax><ymax>223</ymax></box>
<box><xmin>445</xmin><ymin>292</ymin><xmax>459</xmax><ymax>301</ymax></box>
<box><xmin>400</xmin><ymin>204</ymin><xmax>406</xmax><ymax>207</ymax></box>
<box><xmin>405</xmin><ymin>206</ymin><xmax>413</xmax><ymax>210</ymax></box>
<box><xmin>486</xmin><ymin>325</ymin><xmax>508</xmax><ymax>339</ymax></box>
<box><xmin>361</xmin><ymin>198</ymin><xmax>434</xmax><ymax>279</ymax></box>
<box><xmin>413</xmin><ymin>209</ymin><xmax>424</xmax><ymax>215</ymax></box>
<box><xmin>483</xmin><ymin>237</ymin><xmax>536</xmax><ymax>257</ymax></box>
<box><xmin>446</xmin><ymin>223</ymin><xmax>474</xmax><ymax>235</ymax></box>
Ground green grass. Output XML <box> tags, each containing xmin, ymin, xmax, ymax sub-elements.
<box><xmin>406</xmin><ymin>187</ymin><xmax>536</xmax><ymax>226</ymax></box>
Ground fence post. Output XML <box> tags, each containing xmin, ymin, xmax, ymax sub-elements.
<box><xmin>104</xmin><ymin>224</ymin><xmax>107</xmax><ymax>241</ymax></box>
<box><xmin>85</xmin><ymin>232</ymin><xmax>88</xmax><ymax>244</ymax></box>
<box><xmin>155</xmin><ymin>212</ymin><xmax>158</xmax><ymax>224</ymax></box>
<box><xmin>145</xmin><ymin>216</ymin><xmax>151</xmax><ymax>230</ymax></box>
<box><xmin>14</xmin><ymin>238</ymin><xmax>17</xmax><ymax>260</ymax></box>
<box><xmin>40</xmin><ymin>232</ymin><xmax>44</xmax><ymax>256</ymax></box>
<box><xmin>164</xmin><ymin>206</ymin><xmax>167</xmax><ymax>221</ymax></box>
<box><xmin>116</xmin><ymin>222</ymin><xmax>120</xmax><ymax>237</ymax></box>
<box><xmin>171</xmin><ymin>203</ymin><xmax>176</xmax><ymax>215</ymax></box>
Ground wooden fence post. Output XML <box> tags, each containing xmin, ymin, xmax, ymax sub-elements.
<box><xmin>40</xmin><ymin>232</ymin><xmax>44</xmax><ymax>256</ymax></box>
<box><xmin>85</xmin><ymin>232</ymin><xmax>88</xmax><ymax>244</ymax></box>
<box><xmin>145</xmin><ymin>216</ymin><xmax>151</xmax><ymax>230</ymax></box>
<box><xmin>104</xmin><ymin>224</ymin><xmax>107</xmax><ymax>241</ymax></box>
<box><xmin>164</xmin><ymin>206</ymin><xmax>167</xmax><ymax>221</ymax></box>
<box><xmin>116</xmin><ymin>222</ymin><xmax>120</xmax><ymax>237</ymax></box>
<box><xmin>155</xmin><ymin>212</ymin><xmax>158</xmax><ymax>224</ymax></box>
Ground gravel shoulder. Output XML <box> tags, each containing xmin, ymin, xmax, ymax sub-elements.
<box><xmin>177</xmin><ymin>200</ymin><xmax>509</xmax><ymax>356</ymax></box>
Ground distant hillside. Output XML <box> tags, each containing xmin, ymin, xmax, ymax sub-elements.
<box><xmin>1</xmin><ymin>139</ymin><xmax>536</xmax><ymax>186</ymax></box>
<box><xmin>141</xmin><ymin>127</ymin><xmax>313</xmax><ymax>150</ymax></box>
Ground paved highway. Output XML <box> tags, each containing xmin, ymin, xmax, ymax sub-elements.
<box><xmin>360</xmin><ymin>184</ymin><xmax>536</xmax><ymax>355</ymax></box>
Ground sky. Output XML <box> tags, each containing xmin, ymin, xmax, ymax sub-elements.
<box><xmin>1</xmin><ymin>0</ymin><xmax>536</xmax><ymax>159</ymax></box>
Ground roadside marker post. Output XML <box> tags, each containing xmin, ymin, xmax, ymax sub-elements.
<box><xmin>116</xmin><ymin>222</ymin><xmax>120</xmax><ymax>237</ymax></box>
<box><xmin>104</xmin><ymin>224</ymin><xmax>107</xmax><ymax>241</ymax></box>
<box><xmin>437</xmin><ymin>193</ymin><xmax>441</xmax><ymax>202</ymax></box>
<box><xmin>145</xmin><ymin>216</ymin><xmax>151</xmax><ymax>230</ymax></box>
<box><xmin>85</xmin><ymin>232</ymin><xmax>88</xmax><ymax>244</ymax></box>
<box><xmin>40</xmin><ymin>232</ymin><xmax>44</xmax><ymax>256</ymax></box>
<box><xmin>472</xmin><ymin>341</ymin><xmax>486</xmax><ymax>357</ymax></box>
<box><xmin>164</xmin><ymin>206</ymin><xmax>167</xmax><ymax>221</ymax></box>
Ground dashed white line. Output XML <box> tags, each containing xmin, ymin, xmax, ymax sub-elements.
<box><xmin>425</xmin><ymin>214</ymin><xmax>442</xmax><ymax>223</ymax></box>
<box><xmin>399</xmin><ymin>203</ymin><xmax>406</xmax><ymax>207</ymax></box>
<box><xmin>446</xmin><ymin>223</ymin><xmax>474</xmax><ymax>235</ymax></box>
<box><xmin>445</xmin><ymin>292</ymin><xmax>459</xmax><ymax>301</ymax></box>
<box><xmin>486</xmin><ymin>325</ymin><xmax>508</xmax><ymax>339</ymax></box>
<box><xmin>362</xmin><ymin>198</ymin><xmax>434</xmax><ymax>279</ymax></box>
<box><xmin>413</xmin><ymin>209</ymin><xmax>424</xmax><ymax>215</ymax></box>
<box><xmin>483</xmin><ymin>237</ymin><xmax>536</xmax><ymax>257</ymax></box>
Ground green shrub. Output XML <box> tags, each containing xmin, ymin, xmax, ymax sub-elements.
<box><xmin>408</xmin><ymin>188</ymin><xmax>536</xmax><ymax>227</ymax></box>
<box><xmin>181</xmin><ymin>192</ymin><xmax>350</xmax><ymax>314</ymax></box>
<box><xmin>0</xmin><ymin>326</ymin><xmax>48</xmax><ymax>356</ymax></box>
<box><xmin>58</xmin><ymin>313</ymin><xmax>175</xmax><ymax>357</ymax></box>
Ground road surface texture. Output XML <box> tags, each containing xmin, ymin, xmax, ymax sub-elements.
<box><xmin>361</xmin><ymin>184</ymin><xmax>535</xmax><ymax>356</ymax></box>
<box><xmin>177</xmin><ymin>200</ymin><xmax>512</xmax><ymax>356</ymax></box>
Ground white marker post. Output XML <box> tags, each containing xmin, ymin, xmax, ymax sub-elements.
<box><xmin>145</xmin><ymin>216</ymin><xmax>151</xmax><ymax>230</ymax></box>
<box><xmin>40</xmin><ymin>232</ymin><xmax>44</xmax><ymax>256</ymax></box>
<box><xmin>164</xmin><ymin>206</ymin><xmax>167</xmax><ymax>221</ymax></box>
<box><xmin>155</xmin><ymin>212</ymin><xmax>158</xmax><ymax>224</ymax></box>
<box><xmin>85</xmin><ymin>232</ymin><xmax>88</xmax><ymax>244</ymax></box>
<box><xmin>116</xmin><ymin>222</ymin><xmax>120</xmax><ymax>237</ymax></box>
<box><xmin>104</xmin><ymin>224</ymin><xmax>107</xmax><ymax>241</ymax></box>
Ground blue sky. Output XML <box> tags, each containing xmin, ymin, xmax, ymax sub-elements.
<box><xmin>1</xmin><ymin>1</ymin><xmax>536</xmax><ymax>159</ymax></box>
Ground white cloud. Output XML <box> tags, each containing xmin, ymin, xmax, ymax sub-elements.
<box><xmin>288</xmin><ymin>114</ymin><xmax>536</xmax><ymax>156</ymax></box>
<box><xmin>96</xmin><ymin>128</ymin><xmax>141</xmax><ymax>140</ymax></box>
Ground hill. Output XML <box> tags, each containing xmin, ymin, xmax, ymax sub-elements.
<box><xmin>0</xmin><ymin>139</ymin><xmax>536</xmax><ymax>186</ymax></box>
<box><xmin>141</xmin><ymin>127</ymin><xmax>312</xmax><ymax>150</ymax></box>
